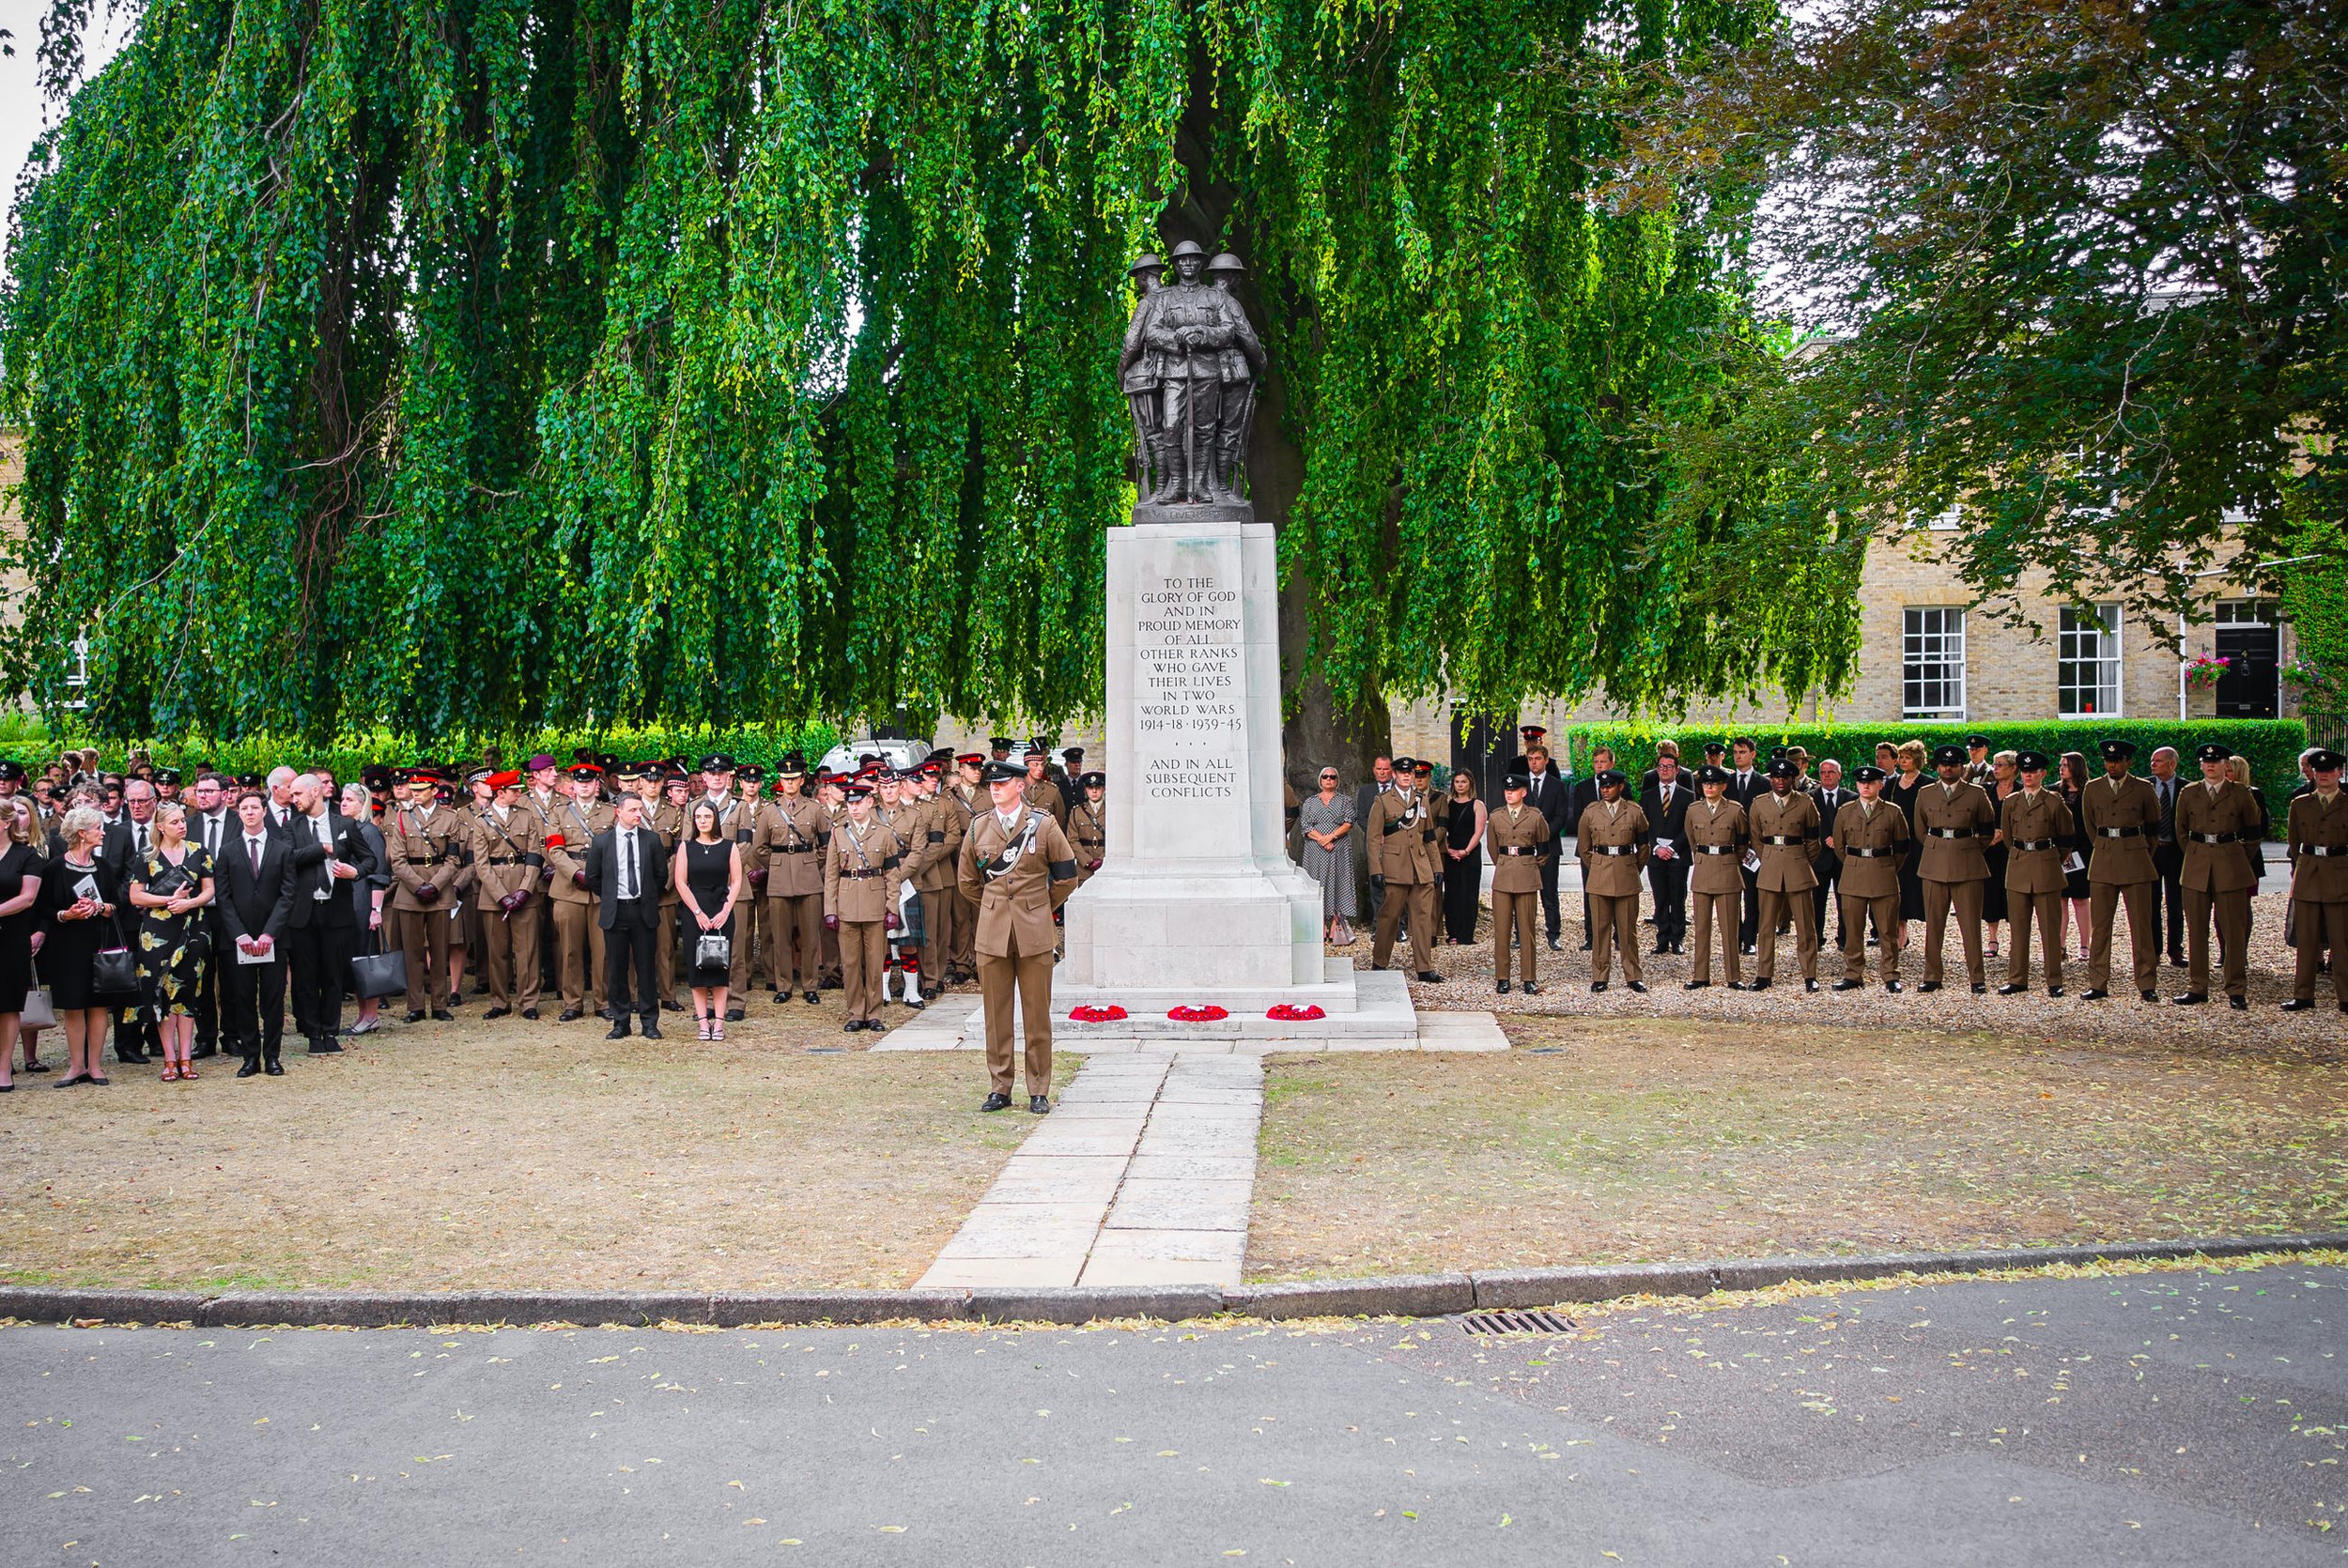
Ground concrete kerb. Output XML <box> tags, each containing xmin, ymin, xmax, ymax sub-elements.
<box><xmin>7</xmin><ymin>1232</ymin><xmax>2343</xmax><ymax>1330</ymax></box>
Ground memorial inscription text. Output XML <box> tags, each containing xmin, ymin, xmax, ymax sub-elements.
<box><xmin>1135</xmin><ymin>573</ymin><xmax>1242</xmax><ymax>800</ymax></box>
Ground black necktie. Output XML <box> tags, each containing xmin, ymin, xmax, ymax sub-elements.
<box><xmin>2158</xmin><ymin>779</ymin><xmax>2176</xmax><ymax>842</ymax></box>
<box><xmin>249</xmin><ymin>838</ymin><xmax>262</xmax><ymax>876</ymax></box>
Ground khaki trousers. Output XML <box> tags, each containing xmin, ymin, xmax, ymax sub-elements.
<box><xmin>1491</xmin><ymin>890</ymin><xmax>1539</xmax><ymax>986</ymax></box>
<box><xmin>978</xmin><ymin>934</ymin><xmax>1055</xmax><ymax>1096</ymax></box>
<box><xmin>819</xmin><ymin>914</ymin><xmax>842</xmax><ymax>983</ymax></box>
<box><xmin>2006</xmin><ymin>890</ymin><xmax>2064</xmax><ymax>990</ymax></box>
<box><xmin>1690</xmin><ymin>891</ymin><xmax>1741</xmax><ymax>986</ymax></box>
<box><xmin>550</xmin><ymin>898</ymin><xmax>607</xmax><ymax>1012</ymax></box>
<box><xmin>481</xmin><ymin>900</ymin><xmax>542</xmax><ymax>1012</ymax></box>
<box><xmin>393</xmin><ymin>907</ymin><xmax>452</xmax><ymax>1014</ymax></box>
<box><xmin>729</xmin><ymin>897</ymin><xmax>754</xmax><ymax>994</ymax></box>
<box><xmin>2184</xmin><ymin>886</ymin><xmax>2250</xmax><ymax>997</ymax></box>
<box><xmin>950</xmin><ymin>888</ymin><xmax>979</xmax><ymax>976</ymax></box>
<box><xmin>1754</xmin><ymin>888</ymin><xmax>1817</xmax><ymax>980</ymax></box>
<box><xmin>1588</xmin><ymin>892</ymin><xmax>1642</xmax><ymax>984</ymax></box>
<box><xmin>920</xmin><ymin>887</ymin><xmax>958</xmax><ymax>992</ymax></box>
<box><xmin>2088</xmin><ymin>881</ymin><xmax>2157</xmax><ymax>993</ymax></box>
<box><xmin>839</xmin><ymin>919</ymin><xmax>887</xmax><ymax>1023</ymax></box>
<box><xmin>1373</xmin><ymin>880</ymin><xmax>1437</xmax><ymax>974</ymax></box>
<box><xmin>2292</xmin><ymin>899</ymin><xmax>2348</xmax><ymax>1005</ymax></box>
<box><xmin>765</xmin><ymin>894</ymin><xmax>823</xmax><ymax>990</ymax></box>
<box><xmin>1922</xmin><ymin>878</ymin><xmax>1986</xmax><ymax>986</ymax></box>
<box><xmin>1840</xmin><ymin>893</ymin><xmax>1902</xmax><ymax>984</ymax></box>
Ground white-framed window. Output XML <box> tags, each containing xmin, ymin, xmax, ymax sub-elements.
<box><xmin>62</xmin><ymin>637</ymin><xmax>90</xmax><ymax>712</ymax></box>
<box><xmin>1906</xmin><ymin>506</ymin><xmax>1961</xmax><ymax>531</ymax></box>
<box><xmin>2214</xmin><ymin>597</ymin><xmax>2278</xmax><ymax>626</ymax></box>
<box><xmin>1902</xmin><ymin>607</ymin><xmax>1966</xmax><ymax>719</ymax></box>
<box><xmin>2058</xmin><ymin>603</ymin><xmax>2123</xmax><ymax>717</ymax></box>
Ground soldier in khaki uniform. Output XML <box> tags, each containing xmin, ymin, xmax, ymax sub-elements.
<box><xmin>912</xmin><ymin>762</ymin><xmax>968</xmax><ymax>998</ymax></box>
<box><xmin>1575</xmin><ymin>768</ymin><xmax>1649</xmax><ymax>992</ymax></box>
<box><xmin>1683</xmin><ymin>764</ymin><xmax>1750</xmax><ymax>990</ymax></box>
<box><xmin>2281</xmin><ymin>748</ymin><xmax>2348</xmax><ymax>1013</ymax></box>
<box><xmin>756</xmin><ymin>754</ymin><xmax>829</xmax><ymax>1005</ymax></box>
<box><xmin>1995</xmin><ymin>752</ymin><xmax>2075</xmax><ymax>995</ymax></box>
<box><xmin>1831</xmin><ymin>764</ymin><xmax>1910</xmax><ymax>990</ymax></box>
<box><xmin>2172</xmin><ymin>741</ymin><xmax>2263</xmax><ymax>1008</ymax></box>
<box><xmin>1068</xmin><ymin>772</ymin><xmax>1106</xmax><ymax>885</ymax></box>
<box><xmin>1486</xmin><ymin>772</ymin><xmax>1550</xmax><ymax>994</ymax></box>
<box><xmin>946</xmin><ymin>754</ymin><xmax>984</xmax><ymax>981</ymax></box>
<box><xmin>469</xmin><ymin>771</ymin><xmax>547</xmax><ymax>1018</ymax></box>
<box><xmin>816</xmin><ymin>771</ymin><xmax>848</xmax><ymax>988</ymax></box>
<box><xmin>2079</xmin><ymin>737</ymin><xmax>2161</xmax><ymax>1001</ymax></box>
<box><xmin>1748</xmin><ymin>759</ymin><xmax>1821</xmax><ymax>991</ymax></box>
<box><xmin>824</xmin><ymin>781</ymin><xmax>904</xmax><ymax>1031</ymax></box>
<box><xmin>541</xmin><ymin>763</ymin><xmax>611</xmax><ymax>1021</ymax></box>
<box><xmin>734</xmin><ymin>763</ymin><xmax>766</xmax><ymax>994</ymax></box>
<box><xmin>1367</xmin><ymin>758</ymin><xmax>1442</xmax><ymax>981</ymax></box>
<box><xmin>1912</xmin><ymin>743</ymin><xmax>1999</xmax><ymax>993</ymax></box>
<box><xmin>385</xmin><ymin>768</ymin><xmax>475</xmax><ymax>1022</ymax></box>
<box><xmin>958</xmin><ymin>760</ymin><xmax>1080</xmax><ymax>1112</ymax></box>
<box><xmin>876</xmin><ymin>767</ymin><xmax>932</xmax><ymax>1007</ymax></box>
<box><xmin>1021</xmin><ymin>743</ymin><xmax>1068</xmax><ymax>827</ymax></box>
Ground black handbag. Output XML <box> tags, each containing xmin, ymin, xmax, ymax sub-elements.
<box><xmin>349</xmin><ymin>928</ymin><xmax>408</xmax><ymax>1001</ymax></box>
<box><xmin>92</xmin><ymin>945</ymin><xmax>138</xmax><ymax>996</ymax></box>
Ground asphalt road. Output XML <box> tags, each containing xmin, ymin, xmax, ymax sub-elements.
<box><xmin>7</xmin><ymin>1264</ymin><xmax>2341</xmax><ymax>1566</ymax></box>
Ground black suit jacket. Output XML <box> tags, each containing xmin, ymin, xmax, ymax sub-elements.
<box><xmin>584</xmin><ymin>823</ymin><xmax>669</xmax><ymax>930</ymax></box>
<box><xmin>1568</xmin><ymin>777</ymin><xmax>1605</xmax><ymax>832</ymax></box>
<box><xmin>1811</xmin><ymin>787</ymin><xmax>1849</xmax><ymax>872</ymax></box>
<box><xmin>284</xmin><ymin>809</ymin><xmax>379</xmax><ymax>930</ymax></box>
<box><xmin>1522</xmin><ymin>765</ymin><xmax>1570</xmax><ymax>833</ymax></box>
<box><xmin>1638</xmin><ymin>776</ymin><xmax>1694</xmax><ymax>851</ymax></box>
<box><xmin>1727</xmin><ymin>768</ymin><xmax>1765</xmax><ymax>808</ymax></box>
<box><xmin>216</xmin><ymin>830</ymin><xmax>298</xmax><ymax>948</ymax></box>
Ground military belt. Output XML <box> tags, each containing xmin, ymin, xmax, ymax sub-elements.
<box><xmin>839</xmin><ymin>869</ymin><xmax>888</xmax><ymax>880</ymax></box>
<box><xmin>2096</xmin><ymin>825</ymin><xmax>2144</xmax><ymax>838</ymax></box>
<box><xmin>1846</xmin><ymin>846</ymin><xmax>1893</xmax><ymax>858</ymax></box>
<box><xmin>773</xmin><ymin>844</ymin><xmax>815</xmax><ymax>854</ymax></box>
<box><xmin>2299</xmin><ymin>844</ymin><xmax>2343</xmax><ymax>857</ymax></box>
<box><xmin>1496</xmin><ymin>845</ymin><xmax>1542</xmax><ymax>856</ymax></box>
<box><xmin>1760</xmin><ymin>835</ymin><xmax>1803</xmax><ymax>846</ymax></box>
<box><xmin>1692</xmin><ymin>844</ymin><xmax>1738</xmax><ymax>855</ymax></box>
<box><xmin>1926</xmin><ymin>827</ymin><xmax>1975</xmax><ymax>839</ymax></box>
<box><xmin>2187</xmin><ymin>831</ymin><xmax>2238</xmax><ymax>846</ymax></box>
<box><xmin>2011</xmin><ymin>838</ymin><xmax>2057</xmax><ymax>852</ymax></box>
<box><xmin>485</xmin><ymin>855</ymin><xmax>526</xmax><ymax>866</ymax></box>
<box><xmin>1587</xmin><ymin>845</ymin><xmax>1637</xmax><ymax>856</ymax></box>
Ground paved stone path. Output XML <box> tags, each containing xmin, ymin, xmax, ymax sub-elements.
<box><xmin>919</xmin><ymin>1053</ymin><xmax>1264</xmax><ymax>1289</ymax></box>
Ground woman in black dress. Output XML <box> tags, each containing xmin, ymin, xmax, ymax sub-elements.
<box><xmin>1439</xmin><ymin>771</ymin><xmax>1488</xmax><ymax>945</ymax></box>
<box><xmin>673</xmin><ymin>799</ymin><xmax>744</xmax><ymax>1040</ymax></box>
<box><xmin>41</xmin><ymin>805</ymin><xmax>123</xmax><ymax>1087</ymax></box>
<box><xmin>1980</xmin><ymin>750</ymin><xmax>2020</xmax><ymax>960</ymax></box>
<box><xmin>0</xmin><ymin>798</ymin><xmax>49</xmax><ymax>1092</ymax></box>
<box><xmin>2058</xmin><ymin>750</ymin><xmax>2094</xmax><ymax>961</ymax></box>
<box><xmin>128</xmin><ymin>802</ymin><xmax>216</xmax><ymax>1082</ymax></box>
<box><xmin>1889</xmin><ymin>739</ymin><xmax>1929</xmax><ymax>949</ymax></box>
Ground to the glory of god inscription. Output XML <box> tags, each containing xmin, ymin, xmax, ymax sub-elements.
<box><xmin>1136</xmin><ymin>576</ymin><xmax>1241</xmax><ymax>801</ymax></box>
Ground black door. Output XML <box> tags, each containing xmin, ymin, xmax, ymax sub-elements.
<box><xmin>2214</xmin><ymin>625</ymin><xmax>2279</xmax><ymax>718</ymax></box>
<box><xmin>1451</xmin><ymin>710</ymin><xmax>1518</xmax><ymax>806</ymax></box>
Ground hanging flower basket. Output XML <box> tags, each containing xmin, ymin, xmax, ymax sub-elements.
<box><xmin>2183</xmin><ymin>654</ymin><xmax>2231</xmax><ymax>691</ymax></box>
<box><xmin>1166</xmin><ymin>1005</ymin><xmax>1229</xmax><ymax>1022</ymax></box>
<box><xmin>1266</xmin><ymin>1004</ymin><xmax>1325</xmax><ymax>1022</ymax></box>
<box><xmin>1069</xmin><ymin>1005</ymin><xmax>1127</xmax><ymax>1023</ymax></box>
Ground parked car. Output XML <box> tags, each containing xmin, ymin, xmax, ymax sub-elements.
<box><xmin>817</xmin><ymin>736</ymin><xmax>932</xmax><ymax>776</ymax></box>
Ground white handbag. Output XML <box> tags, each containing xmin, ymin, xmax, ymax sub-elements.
<box><xmin>21</xmin><ymin>986</ymin><xmax>57</xmax><ymax>1028</ymax></box>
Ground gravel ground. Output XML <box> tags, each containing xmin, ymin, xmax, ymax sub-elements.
<box><xmin>1375</xmin><ymin>884</ymin><xmax>2341</xmax><ymax>1058</ymax></box>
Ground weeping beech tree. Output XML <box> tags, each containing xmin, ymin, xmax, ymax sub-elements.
<box><xmin>2</xmin><ymin>0</ymin><xmax>1858</xmax><ymax>748</ymax></box>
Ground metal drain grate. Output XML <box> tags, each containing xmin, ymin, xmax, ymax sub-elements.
<box><xmin>1460</xmin><ymin>1310</ymin><xmax>1575</xmax><ymax>1336</ymax></box>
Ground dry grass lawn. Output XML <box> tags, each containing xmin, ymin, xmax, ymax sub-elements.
<box><xmin>1250</xmin><ymin>1016</ymin><xmax>2348</xmax><ymax>1280</ymax></box>
<box><xmin>0</xmin><ymin>1007</ymin><xmax>1028</xmax><ymax>1292</ymax></box>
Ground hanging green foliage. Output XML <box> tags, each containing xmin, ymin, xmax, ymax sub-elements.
<box><xmin>4</xmin><ymin>0</ymin><xmax>1833</xmax><ymax>744</ymax></box>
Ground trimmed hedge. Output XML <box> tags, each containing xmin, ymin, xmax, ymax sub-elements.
<box><xmin>4</xmin><ymin>719</ymin><xmax>844</xmax><ymax>784</ymax></box>
<box><xmin>1557</xmin><ymin>719</ymin><xmax>2311</xmax><ymax>807</ymax></box>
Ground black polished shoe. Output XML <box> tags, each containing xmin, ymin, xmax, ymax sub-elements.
<box><xmin>263</xmin><ymin>1059</ymin><xmax>285</xmax><ymax>1076</ymax></box>
<box><xmin>190</xmin><ymin>1044</ymin><xmax>218</xmax><ymax>1060</ymax></box>
<box><xmin>1522</xmin><ymin>983</ymin><xmax>1540</xmax><ymax>996</ymax></box>
<box><xmin>235</xmin><ymin>1058</ymin><xmax>261</xmax><ymax>1078</ymax></box>
<box><xmin>1970</xmin><ymin>983</ymin><xmax>1986</xmax><ymax>994</ymax></box>
<box><xmin>1885</xmin><ymin>979</ymin><xmax>1903</xmax><ymax>993</ymax></box>
<box><xmin>2047</xmin><ymin>985</ymin><xmax>2063</xmax><ymax>997</ymax></box>
<box><xmin>522</xmin><ymin>1008</ymin><xmax>540</xmax><ymax>1021</ymax></box>
<box><xmin>2171</xmin><ymin>992</ymin><xmax>2207</xmax><ymax>1007</ymax></box>
<box><xmin>2228</xmin><ymin>995</ymin><xmax>2248</xmax><ymax>1010</ymax></box>
<box><xmin>431</xmin><ymin>1009</ymin><xmax>454</xmax><ymax>1022</ymax></box>
<box><xmin>1803</xmin><ymin>978</ymin><xmax>1820</xmax><ymax>993</ymax></box>
<box><xmin>2139</xmin><ymin>990</ymin><xmax>2160</xmax><ymax>1003</ymax></box>
<box><xmin>606</xmin><ymin>1020</ymin><xmax>632</xmax><ymax>1039</ymax></box>
<box><xmin>1747</xmin><ymin>976</ymin><xmax>1772</xmax><ymax>992</ymax></box>
<box><xmin>1547</xmin><ymin>937</ymin><xmax>1561</xmax><ymax>952</ymax></box>
<box><xmin>1415</xmin><ymin>971</ymin><xmax>1444</xmax><ymax>984</ymax></box>
<box><xmin>1916</xmin><ymin>980</ymin><xmax>1942</xmax><ymax>993</ymax></box>
<box><xmin>774</xmin><ymin>992</ymin><xmax>791</xmax><ymax>1006</ymax></box>
<box><xmin>116</xmin><ymin>1048</ymin><xmax>149</xmax><ymax>1066</ymax></box>
<box><xmin>1495</xmin><ymin>981</ymin><xmax>1510</xmax><ymax>995</ymax></box>
<box><xmin>483</xmin><ymin>1007</ymin><xmax>511</xmax><ymax>1020</ymax></box>
<box><xmin>980</xmin><ymin>1092</ymin><xmax>1012</xmax><ymax>1113</ymax></box>
<box><xmin>842</xmin><ymin>1021</ymin><xmax>863</xmax><ymax>1033</ymax></box>
<box><xmin>558</xmin><ymin>1008</ymin><xmax>582</xmax><ymax>1022</ymax></box>
<box><xmin>2279</xmin><ymin>997</ymin><xmax>2316</xmax><ymax>1011</ymax></box>
<box><xmin>1626</xmin><ymin>980</ymin><xmax>1647</xmax><ymax>993</ymax></box>
<box><xmin>726</xmin><ymin>1006</ymin><xmax>746</xmax><ymax>1022</ymax></box>
<box><xmin>599</xmin><ymin>1007</ymin><xmax>617</xmax><ymax>1022</ymax></box>
<box><xmin>805</xmin><ymin>991</ymin><xmax>820</xmax><ymax>1005</ymax></box>
<box><xmin>1028</xmin><ymin>1096</ymin><xmax>1051</xmax><ymax>1115</ymax></box>
<box><xmin>1590</xmin><ymin>980</ymin><xmax>1608</xmax><ymax>993</ymax></box>
<box><xmin>1686</xmin><ymin>980</ymin><xmax>1712</xmax><ymax>991</ymax></box>
<box><xmin>821</xmin><ymin>976</ymin><xmax>842</xmax><ymax>990</ymax></box>
<box><xmin>404</xmin><ymin>1009</ymin><xmax>425</xmax><ymax>1024</ymax></box>
<box><xmin>2168</xmin><ymin>953</ymin><xmax>2186</xmax><ymax>968</ymax></box>
<box><xmin>2081</xmin><ymin>989</ymin><xmax>2109</xmax><ymax>1001</ymax></box>
<box><xmin>307</xmin><ymin>1039</ymin><xmax>343</xmax><ymax>1054</ymax></box>
<box><xmin>641</xmin><ymin>1021</ymin><xmax>663</xmax><ymax>1040</ymax></box>
<box><xmin>662</xmin><ymin>999</ymin><xmax>684</xmax><ymax>1012</ymax></box>
<box><xmin>1998</xmin><ymin>983</ymin><xmax>2028</xmax><ymax>996</ymax></box>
